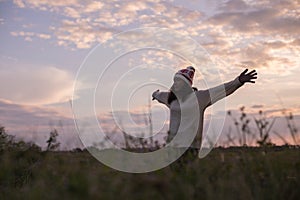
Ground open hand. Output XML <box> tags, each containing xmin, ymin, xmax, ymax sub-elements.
<box><xmin>152</xmin><ymin>89</ymin><xmax>159</xmax><ymax>100</ymax></box>
<box><xmin>239</xmin><ymin>69</ymin><xmax>257</xmax><ymax>84</ymax></box>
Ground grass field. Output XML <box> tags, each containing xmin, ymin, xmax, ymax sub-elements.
<box><xmin>0</xmin><ymin>146</ymin><xmax>299</xmax><ymax>200</ymax></box>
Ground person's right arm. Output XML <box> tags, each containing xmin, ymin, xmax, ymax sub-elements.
<box><xmin>197</xmin><ymin>77</ymin><xmax>244</xmax><ymax>108</ymax></box>
<box><xmin>196</xmin><ymin>69</ymin><xmax>257</xmax><ymax>108</ymax></box>
<box><xmin>152</xmin><ymin>90</ymin><xmax>169</xmax><ymax>107</ymax></box>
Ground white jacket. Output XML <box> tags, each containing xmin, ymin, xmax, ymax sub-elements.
<box><xmin>152</xmin><ymin>77</ymin><xmax>243</xmax><ymax>148</ymax></box>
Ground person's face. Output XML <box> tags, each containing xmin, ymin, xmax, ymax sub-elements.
<box><xmin>172</xmin><ymin>77</ymin><xmax>186</xmax><ymax>92</ymax></box>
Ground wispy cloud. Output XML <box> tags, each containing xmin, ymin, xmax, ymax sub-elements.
<box><xmin>10</xmin><ymin>0</ymin><xmax>299</xmax><ymax>75</ymax></box>
<box><xmin>0</xmin><ymin>64</ymin><xmax>74</xmax><ymax>105</ymax></box>
<box><xmin>10</xmin><ymin>31</ymin><xmax>51</xmax><ymax>41</ymax></box>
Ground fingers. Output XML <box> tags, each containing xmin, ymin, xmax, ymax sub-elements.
<box><xmin>240</xmin><ymin>69</ymin><xmax>257</xmax><ymax>84</ymax></box>
<box><xmin>246</xmin><ymin>69</ymin><xmax>258</xmax><ymax>80</ymax></box>
<box><xmin>248</xmin><ymin>74</ymin><xmax>257</xmax><ymax>83</ymax></box>
<box><xmin>251</xmin><ymin>73</ymin><xmax>257</xmax><ymax>79</ymax></box>
<box><xmin>241</xmin><ymin>69</ymin><xmax>248</xmax><ymax>75</ymax></box>
<box><xmin>246</xmin><ymin>69</ymin><xmax>256</xmax><ymax>75</ymax></box>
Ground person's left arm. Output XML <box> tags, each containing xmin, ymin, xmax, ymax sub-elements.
<box><xmin>152</xmin><ymin>90</ymin><xmax>170</xmax><ymax>107</ymax></box>
<box><xmin>198</xmin><ymin>69</ymin><xmax>257</xmax><ymax>107</ymax></box>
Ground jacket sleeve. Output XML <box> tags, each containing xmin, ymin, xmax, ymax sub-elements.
<box><xmin>152</xmin><ymin>90</ymin><xmax>169</xmax><ymax>107</ymax></box>
<box><xmin>196</xmin><ymin>77</ymin><xmax>244</xmax><ymax>108</ymax></box>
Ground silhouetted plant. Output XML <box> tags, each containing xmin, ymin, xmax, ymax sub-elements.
<box><xmin>117</xmin><ymin>97</ymin><xmax>162</xmax><ymax>152</ymax></box>
<box><xmin>282</xmin><ymin>110</ymin><xmax>298</xmax><ymax>145</ymax></box>
<box><xmin>227</xmin><ymin>107</ymin><xmax>254</xmax><ymax>146</ymax></box>
<box><xmin>0</xmin><ymin>125</ymin><xmax>15</xmax><ymax>150</ymax></box>
<box><xmin>46</xmin><ymin>129</ymin><xmax>60</xmax><ymax>151</ymax></box>
<box><xmin>224</xmin><ymin>127</ymin><xmax>237</xmax><ymax>147</ymax></box>
<box><xmin>228</xmin><ymin>107</ymin><xmax>278</xmax><ymax>147</ymax></box>
<box><xmin>254</xmin><ymin>110</ymin><xmax>275</xmax><ymax>147</ymax></box>
<box><xmin>0</xmin><ymin>125</ymin><xmax>41</xmax><ymax>152</ymax></box>
<box><xmin>273</xmin><ymin>131</ymin><xmax>289</xmax><ymax>145</ymax></box>
<box><xmin>144</xmin><ymin>97</ymin><xmax>154</xmax><ymax>147</ymax></box>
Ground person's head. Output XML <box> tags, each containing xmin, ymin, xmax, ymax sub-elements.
<box><xmin>168</xmin><ymin>66</ymin><xmax>195</xmax><ymax>103</ymax></box>
<box><xmin>174</xmin><ymin>66</ymin><xmax>195</xmax><ymax>84</ymax></box>
<box><xmin>172</xmin><ymin>76</ymin><xmax>187</xmax><ymax>92</ymax></box>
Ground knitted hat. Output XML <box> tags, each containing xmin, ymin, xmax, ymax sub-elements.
<box><xmin>174</xmin><ymin>66</ymin><xmax>195</xmax><ymax>85</ymax></box>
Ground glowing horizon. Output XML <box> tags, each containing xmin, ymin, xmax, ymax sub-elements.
<box><xmin>0</xmin><ymin>0</ymin><xmax>299</xmax><ymax>149</ymax></box>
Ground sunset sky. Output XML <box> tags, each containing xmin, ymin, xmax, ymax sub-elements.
<box><xmin>0</xmin><ymin>0</ymin><xmax>299</xmax><ymax>149</ymax></box>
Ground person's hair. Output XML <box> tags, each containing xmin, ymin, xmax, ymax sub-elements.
<box><xmin>167</xmin><ymin>91</ymin><xmax>177</xmax><ymax>104</ymax></box>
